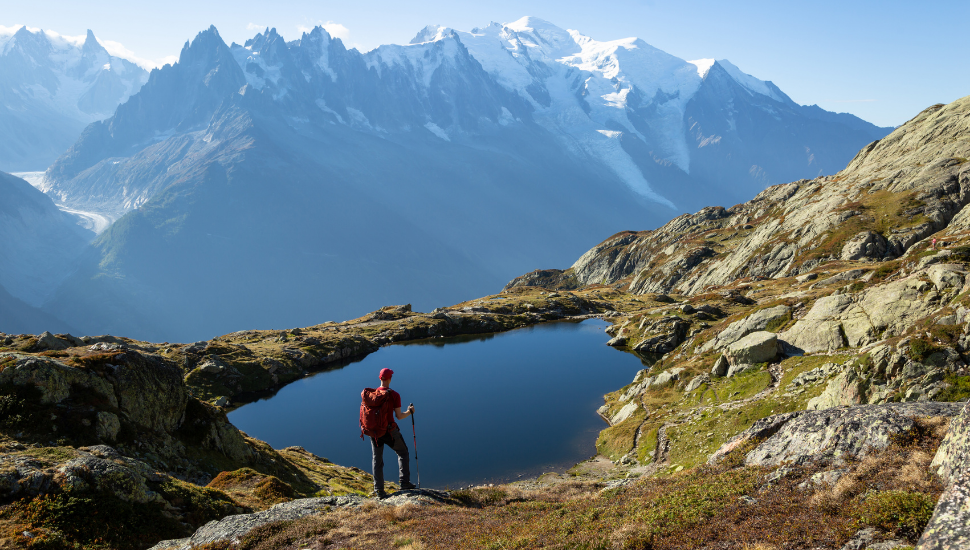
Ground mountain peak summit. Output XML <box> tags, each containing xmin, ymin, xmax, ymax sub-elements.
<box><xmin>81</xmin><ymin>29</ymin><xmax>107</xmax><ymax>56</ymax></box>
<box><xmin>505</xmin><ymin>16</ymin><xmax>561</xmax><ymax>33</ymax></box>
<box><xmin>410</xmin><ymin>24</ymin><xmax>445</xmax><ymax>44</ymax></box>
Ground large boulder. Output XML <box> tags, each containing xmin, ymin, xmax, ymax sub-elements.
<box><xmin>918</xmin><ymin>401</ymin><xmax>970</xmax><ymax>549</ymax></box>
<box><xmin>711</xmin><ymin>355</ymin><xmax>729</xmax><ymax>377</ymax></box>
<box><xmin>700</xmin><ymin>305</ymin><xmax>791</xmax><ymax>353</ymax></box>
<box><xmin>917</xmin><ymin>469</ymin><xmax>970</xmax><ymax>550</ymax></box>
<box><xmin>710</xmin><ymin>402</ymin><xmax>963</xmax><ymax>467</ymax></box>
<box><xmin>609</xmin><ymin>402</ymin><xmax>640</xmax><ymax>425</ymax></box>
<box><xmin>807</xmin><ymin>369</ymin><xmax>866</xmax><ymax>410</ymax></box>
<box><xmin>931</xmin><ymin>401</ymin><xmax>970</xmax><ymax>481</ymax></box>
<box><xmin>917</xmin><ymin>401</ymin><xmax>970</xmax><ymax>548</ymax></box>
<box><xmin>724</xmin><ymin>331</ymin><xmax>781</xmax><ymax>369</ymax></box>
<box><xmin>779</xmin><ymin>295</ymin><xmax>851</xmax><ymax>353</ymax></box>
<box><xmin>925</xmin><ymin>263</ymin><xmax>966</xmax><ymax>293</ymax></box>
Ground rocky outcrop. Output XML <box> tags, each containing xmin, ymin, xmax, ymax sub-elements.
<box><xmin>0</xmin><ymin>445</ymin><xmax>162</xmax><ymax>504</ymax></box>
<box><xmin>599</xmin><ymin>367</ymin><xmax>686</xmax><ymax>425</ymax></box>
<box><xmin>781</xmin><ymin>264</ymin><xmax>968</xmax><ymax>354</ymax></box>
<box><xmin>0</xmin><ymin>340</ymin><xmax>369</xmax><ymax>492</ymax></box>
<box><xmin>841</xmin><ymin>230</ymin><xmax>890</xmax><ymax>261</ymax></box>
<box><xmin>931</xmin><ymin>401</ymin><xmax>970</xmax><ymax>482</ymax></box>
<box><xmin>918</xmin><ymin>401</ymin><xmax>970</xmax><ymax>549</ymax></box>
<box><xmin>149</xmin><ymin>490</ymin><xmax>453</xmax><ymax>550</ymax></box>
<box><xmin>917</xmin><ymin>468</ymin><xmax>970</xmax><ymax>550</ymax></box>
<box><xmin>796</xmin><ymin>338</ymin><xmax>964</xmax><ymax>410</ymax></box>
<box><xmin>502</xmin><ymin>269</ymin><xmax>579</xmax><ymax>291</ymax></box>
<box><xmin>149</xmin><ymin>496</ymin><xmax>365</xmax><ymax>550</ymax></box>
<box><xmin>631</xmin><ymin>316</ymin><xmax>689</xmax><ymax>354</ymax></box>
<box><xmin>710</xmin><ymin>402</ymin><xmax>963</xmax><ymax>467</ymax></box>
<box><xmin>0</xmin><ymin>350</ymin><xmax>218</xmax><ymax>455</ymax></box>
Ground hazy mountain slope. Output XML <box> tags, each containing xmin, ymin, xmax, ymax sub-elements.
<box><xmin>0</xmin><ymin>27</ymin><xmax>147</xmax><ymax>171</ymax></box>
<box><xmin>0</xmin><ymin>282</ymin><xmax>74</xmax><ymax>334</ymax></box>
<box><xmin>683</xmin><ymin>61</ymin><xmax>889</xmax><ymax>192</ymax></box>
<box><xmin>0</xmin><ymin>171</ymin><xmax>92</xmax><ymax>306</ymax></box>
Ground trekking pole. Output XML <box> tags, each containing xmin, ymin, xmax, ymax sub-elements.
<box><xmin>410</xmin><ymin>403</ymin><xmax>420</xmax><ymax>489</ymax></box>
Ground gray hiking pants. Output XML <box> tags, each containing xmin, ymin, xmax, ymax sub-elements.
<box><xmin>371</xmin><ymin>427</ymin><xmax>410</xmax><ymax>492</ymax></box>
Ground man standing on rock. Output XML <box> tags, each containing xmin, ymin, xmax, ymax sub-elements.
<box><xmin>363</xmin><ymin>367</ymin><xmax>416</xmax><ymax>498</ymax></box>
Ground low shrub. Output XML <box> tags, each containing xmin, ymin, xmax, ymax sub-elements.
<box><xmin>936</xmin><ymin>374</ymin><xmax>970</xmax><ymax>402</ymax></box>
<box><xmin>908</xmin><ymin>338</ymin><xmax>943</xmax><ymax>362</ymax></box>
<box><xmin>18</xmin><ymin>493</ymin><xmax>184</xmax><ymax>550</ymax></box>
<box><xmin>857</xmin><ymin>490</ymin><xmax>935</xmax><ymax>541</ymax></box>
<box><xmin>452</xmin><ymin>486</ymin><xmax>509</xmax><ymax>507</ymax></box>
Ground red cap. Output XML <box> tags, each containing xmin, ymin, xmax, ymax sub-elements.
<box><xmin>379</xmin><ymin>368</ymin><xmax>394</xmax><ymax>380</ymax></box>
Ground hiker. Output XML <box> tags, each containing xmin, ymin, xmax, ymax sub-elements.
<box><xmin>361</xmin><ymin>367</ymin><xmax>415</xmax><ymax>498</ymax></box>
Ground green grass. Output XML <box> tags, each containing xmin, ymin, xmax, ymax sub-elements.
<box><xmin>664</xmin><ymin>378</ymin><xmax>815</xmax><ymax>471</ymax></box>
<box><xmin>857</xmin><ymin>490</ymin><xmax>936</xmax><ymax>540</ymax></box>
<box><xmin>713</xmin><ymin>369</ymin><xmax>772</xmax><ymax>402</ymax></box>
<box><xmin>936</xmin><ymin>374</ymin><xmax>970</xmax><ymax>402</ymax></box>
<box><xmin>596</xmin><ymin>408</ymin><xmax>647</xmax><ymax>460</ymax></box>
<box><xmin>22</xmin><ymin>447</ymin><xmax>79</xmax><ymax>465</ymax></box>
<box><xmin>636</xmin><ymin>425</ymin><xmax>661</xmax><ymax>462</ymax></box>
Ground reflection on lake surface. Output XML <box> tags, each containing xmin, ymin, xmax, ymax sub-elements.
<box><xmin>228</xmin><ymin>319</ymin><xmax>650</xmax><ymax>489</ymax></box>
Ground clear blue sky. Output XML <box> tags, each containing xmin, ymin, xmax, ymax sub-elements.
<box><xmin>5</xmin><ymin>0</ymin><xmax>968</xmax><ymax>127</ymax></box>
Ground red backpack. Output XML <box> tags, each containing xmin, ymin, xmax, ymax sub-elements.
<box><xmin>360</xmin><ymin>387</ymin><xmax>394</xmax><ymax>440</ymax></box>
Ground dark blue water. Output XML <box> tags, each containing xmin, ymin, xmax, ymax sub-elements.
<box><xmin>228</xmin><ymin>319</ymin><xmax>648</xmax><ymax>489</ymax></box>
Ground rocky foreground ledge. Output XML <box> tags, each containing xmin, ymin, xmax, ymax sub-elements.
<box><xmin>127</xmin><ymin>401</ymin><xmax>970</xmax><ymax>549</ymax></box>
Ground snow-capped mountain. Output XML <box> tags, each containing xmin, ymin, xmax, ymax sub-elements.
<box><xmin>0</xmin><ymin>26</ymin><xmax>148</xmax><ymax>171</ymax></box>
<box><xmin>419</xmin><ymin>17</ymin><xmax>888</xmax><ymax>203</ymax></box>
<box><xmin>38</xmin><ymin>21</ymin><xmax>890</xmax><ymax>341</ymax></box>
<box><xmin>46</xmin><ymin>18</ymin><xmax>888</xmax><ymax>216</ymax></box>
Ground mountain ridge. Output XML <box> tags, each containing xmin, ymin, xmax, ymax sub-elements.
<box><xmin>31</xmin><ymin>19</ymin><xmax>894</xmax><ymax>342</ymax></box>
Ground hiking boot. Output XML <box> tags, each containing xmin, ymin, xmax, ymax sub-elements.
<box><xmin>399</xmin><ymin>481</ymin><xmax>417</xmax><ymax>490</ymax></box>
<box><xmin>370</xmin><ymin>490</ymin><xmax>388</xmax><ymax>499</ymax></box>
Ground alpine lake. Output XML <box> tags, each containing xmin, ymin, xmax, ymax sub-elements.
<box><xmin>228</xmin><ymin>319</ymin><xmax>650</xmax><ymax>489</ymax></box>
